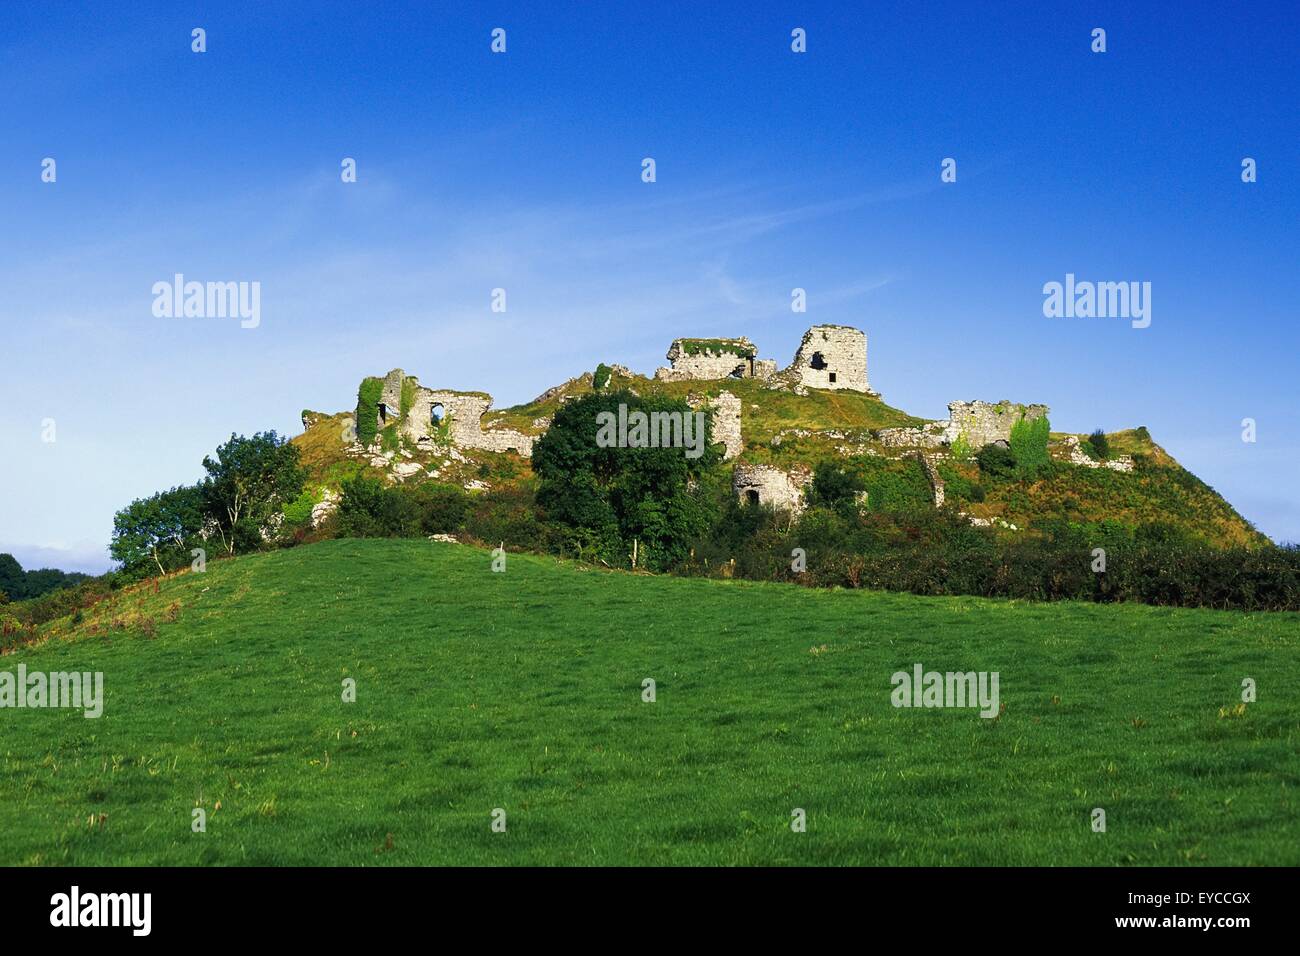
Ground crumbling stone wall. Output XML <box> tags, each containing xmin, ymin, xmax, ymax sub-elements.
<box><xmin>786</xmin><ymin>325</ymin><xmax>870</xmax><ymax>393</ymax></box>
<box><xmin>875</xmin><ymin>423</ymin><xmax>946</xmax><ymax>449</ymax></box>
<box><xmin>912</xmin><ymin>452</ymin><xmax>945</xmax><ymax>508</ymax></box>
<box><xmin>407</xmin><ymin>387</ymin><xmax>534</xmax><ymax>456</ymax></box>
<box><xmin>366</xmin><ymin>369</ymin><xmax>535</xmax><ymax>457</ymax></box>
<box><xmin>940</xmin><ymin>401</ymin><xmax>1048</xmax><ymax>448</ymax></box>
<box><xmin>656</xmin><ymin>337</ymin><xmax>764</xmax><ymax>382</ymax></box>
<box><xmin>378</xmin><ymin>368</ymin><xmax>405</xmax><ymax>424</ymax></box>
<box><xmin>876</xmin><ymin>400</ymin><xmax>1050</xmax><ymax>453</ymax></box>
<box><xmin>687</xmin><ymin>390</ymin><xmax>742</xmax><ymax>460</ymax></box>
<box><xmin>732</xmin><ymin>462</ymin><xmax>811</xmax><ymax>515</ymax></box>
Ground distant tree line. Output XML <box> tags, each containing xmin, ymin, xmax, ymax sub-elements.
<box><xmin>0</xmin><ymin>553</ymin><xmax>88</xmax><ymax>604</ymax></box>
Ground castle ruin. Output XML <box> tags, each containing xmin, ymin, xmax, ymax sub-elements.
<box><xmin>876</xmin><ymin>400</ymin><xmax>1050</xmax><ymax>452</ymax></box>
<box><xmin>787</xmin><ymin>325</ymin><xmax>871</xmax><ymax>393</ymax></box>
<box><xmin>377</xmin><ymin>368</ymin><xmax>535</xmax><ymax>457</ymax></box>
<box><xmin>314</xmin><ymin>327</ymin><xmax>1066</xmax><ymax>519</ymax></box>
<box><xmin>655</xmin><ymin>325</ymin><xmax>872</xmax><ymax>394</ymax></box>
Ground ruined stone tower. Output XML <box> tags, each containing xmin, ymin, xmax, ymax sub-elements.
<box><xmin>788</xmin><ymin>325</ymin><xmax>870</xmax><ymax>393</ymax></box>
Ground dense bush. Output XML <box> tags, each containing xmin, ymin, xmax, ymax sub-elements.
<box><xmin>808</xmin><ymin>461</ymin><xmax>866</xmax><ymax>512</ymax></box>
<box><xmin>3</xmin><ymin>575</ymin><xmax>114</xmax><ymax>635</ymax></box>
<box><xmin>1085</xmin><ymin>428</ymin><xmax>1110</xmax><ymax>461</ymax></box>
<box><xmin>408</xmin><ymin>483</ymin><xmax>472</xmax><ymax>535</ymax></box>
<box><xmin>281</xmin><ymin>487</ymin><xmax>319</xmax><ymax>530</ymax></box>
<box><xmin>336</xmin><ymin>476</ymin><xmax>420</xmax><ymax>538</ymax></box>
<box><xmin>976</xmin><ymin>442</ymin><xmax>1017</xmax><ymax>479</ymax></box>
<box><xmin>679</xmin><ymin>503</ymin><xmax>1300</xmax><ymax>611</ymax></box>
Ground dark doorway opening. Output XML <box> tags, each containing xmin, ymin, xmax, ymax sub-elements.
<box><xmin>745</xmin><ymin>489</ymin><xmax>760</xmax><ymax>506</ymax></box>
<box><xmin>809</xmin><ymin>351</ymin><xmax>827</xmax><ymax>370</ymax></box>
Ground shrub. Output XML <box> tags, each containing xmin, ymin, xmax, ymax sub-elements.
<box><xmin>409</xmin><ymin>483</ymin><xmax>471</xmax><ymax>534</ymax></box>
<box><xmin>593</xmin><ymin>363</ymin><xmax>612</xmax><ymax>390</ymax></box>
<box><xmin>976</xmin><ymin>442</ymin><xmax>1017</xmax><ymax>479</ymax></box>
<box><xmin>282</xmin><ymin>488</ymin><xmax>319</xmax><ymax>529</ymax></box>
<box><xmin>1085</xmin><ymin>429</ymin><xmax>1110</xmax><ymax>461</ymax></box>
<box><xmin>808</xmin><ymin>461</ymin><xmax>866</xmax><ymax>510</ymax></box>
<box><xmin>336</xmin><ymin>477</ymin><xmax>419</xmax><ymax>538</ymax></box>
<box><xmin>1010</xmin><ymin>414</ymin><xmax>1051</xmax><ymax>478</ymax></box>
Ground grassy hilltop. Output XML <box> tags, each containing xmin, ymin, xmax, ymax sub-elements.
<box><xmin>298</xmin><ymin>367</ymin><xmax>1265</xmax><ymax>550</ymax></box>
<box><xmin>2</xmin><ymin>539</ymin><xmax>1296</xmax><ymax>866</ymax></box>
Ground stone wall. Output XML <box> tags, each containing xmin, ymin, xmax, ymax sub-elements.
<box><xmin>940</xmin><ymin>401</ymin><xmax>1049</xmax><ymax>448</ymax></box>
<box><xmin>732</xmin><ymin>462</ymin><xmax>811</xmax><ymax>515</ymax></box>
<box><xmin>877</xmin><ymin>400</ymin><xmax>1049</xmax><ymax>453</ymax></box>
<box><xmin>875</xmin><ymin>423</ymin><xmax>946</xmax><ymax>449</ymax></box>
<box><xmin>365</xmin><ymin>370</ymin><xmax>536</xmax><ymax>457</ymax></box>
<box><xmin>655</xmin><ymin>337</ymin><xmax>761</xmax><ymax>382</ymax></box>
<box><xmin>912</xmin><ymin>452</ymin><xmax>946</xmax><ymax>508</ymax></box>
<box><xmin>378</xmin><ymin>368</ymin><xmax>405</xmax><ymax>424</ymax></box>
<box><xmin>786</xmin><ymin>325</ymin><xmax>870</xmax><ymax>393</ymax></box>
<box><xmin>704</xmin><ymin>390</ymin><xmax>742</xmax><ymax>460</ymax></box>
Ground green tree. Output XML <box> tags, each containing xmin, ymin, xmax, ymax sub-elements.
<box><xmin>110</xmin><ymin>485</ymin><xmax>206</xmax><ymax>577</ymax></box>
<box><xmin>532</xmin><ymin>391</ymin><xmax>719</xmax><ymax>569</ymax></box>
<box><xmin>201</xmin><ymin>432</ymin><xmax>305</xmax><ymax>555</ymax></box>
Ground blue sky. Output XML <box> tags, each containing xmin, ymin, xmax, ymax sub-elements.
<box><xmin>1</xmin><ymin>0</ymin><xmax>1297</xmax><ymax>573</ymax></box>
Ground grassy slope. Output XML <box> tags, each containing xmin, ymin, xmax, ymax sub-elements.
<box><xmin>2</xmin><ymin>539</ymin><xmax>1296</xmax><ymax>866</ymax></box>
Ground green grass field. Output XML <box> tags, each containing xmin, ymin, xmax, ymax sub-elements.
<box><xmin>2</xmin><ymin>539</ymin><xmax>1296</xmax><ymax>865</ymax></box>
